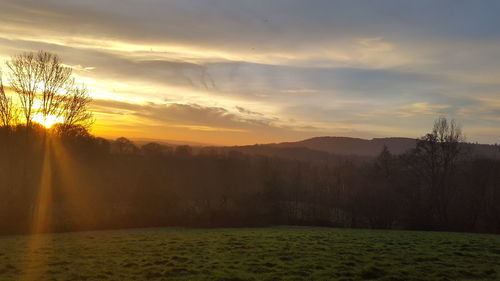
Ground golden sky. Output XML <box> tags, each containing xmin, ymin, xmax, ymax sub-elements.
<box><xmin>1</xmin><ymin>0</ymin><xmax>500</xmax><ymax>145</ymax></box>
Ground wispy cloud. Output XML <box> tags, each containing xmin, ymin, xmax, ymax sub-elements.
<box><xmin>1</xmin><ymin>0</ymin><xmax>500</xmax><ymax>143</ymax></box>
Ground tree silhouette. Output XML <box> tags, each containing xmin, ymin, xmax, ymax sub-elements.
<box><xmin>408</xmin><ymin>117</ymin><xmax>465</xmax><ymax>228</ymax></box>
<box><xmin>61</xmin><ymin>85</ymin><xmax>93</xmax><ymax>128</ymax></box>
<box><xmin>0</xmin><ymin>71</ymin><xmax>18</xmax><ymax>127</ymax></box>
<box><xmin>37</xmin><ymin>51</ymin><xmax>73</xmax><ymax>119</ymax></box>
<box><xmin>6</xmin><ymin>52</ymin><xmax>41</xmax><ymax>125</ymax></box>
<box><xmin>4</xmin><ymin>50</ymin><xmax>93</xmax><ymax>128</ymax></box>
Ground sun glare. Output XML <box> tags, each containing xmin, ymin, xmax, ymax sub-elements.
<box><xmin>33</xmin><ymin>113</ymin><xmax>64</xmax><ymax>128</ymax></box>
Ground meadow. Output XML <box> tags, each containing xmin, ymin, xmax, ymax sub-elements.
<box><xmin>0</xmin><ymin>227</ymin><xmax>499</xmax><ymax>281</ymax></box>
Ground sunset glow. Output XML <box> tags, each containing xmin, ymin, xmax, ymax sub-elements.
<box><xmin>1</xmin><ymin>0</ymin><xmax>500</xmax><ymax>145</ymax></box>
<box><xmin>32</xmin><ymin>113</ymin><xmax>64</xmax><ymax>128</ymax></box>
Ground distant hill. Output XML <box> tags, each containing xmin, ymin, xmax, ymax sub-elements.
<box><xmin>273</xmin><ymin>137</ymin><xmax>417</xmax><ymax>157</ymax></box>
<box><xmin>223</xmin><ymin>136</ymin><xmax>500</xmax><ymax>159</ymax></box>
<box><xmin>131</xmin><ymin>137</ymin><xmax>214</xmax><ymax>147</ymax></box>
<box><xmin>128</xmin><ymin>135</ymin><xmax>500</xmax><ymax>159</ymax></box>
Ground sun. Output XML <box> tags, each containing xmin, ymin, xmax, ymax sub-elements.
<box><xmin>33</xmin><ymin>113</ymin><xmax>64</xmax><ymax>128</ymax></box>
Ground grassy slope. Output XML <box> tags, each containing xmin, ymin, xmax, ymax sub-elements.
<box><xmin>0</xmin><ymin>227</ymin><xmax>499</xmax><ymax>281</ymax></box>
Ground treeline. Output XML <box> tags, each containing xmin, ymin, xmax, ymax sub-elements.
<box><xmin>0</xmin><ymin>118</ymin><xmax>499</xmax><ymax>235</ymax></box>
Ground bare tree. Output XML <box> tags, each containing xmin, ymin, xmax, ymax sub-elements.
<box><xmin>411</xmin><ymin>117</ymin><xmax>465</xmax><ymax>228</ymax></box>
<box><xmin>6</xmin><ymin>50</ymin><xmax>94</xmax><ymax>128</ymax></box>
<box><xmin>6</xmin><ymin>52</ymin><xmax>42</xmax><ymax>125</ymax></box>
<box><xmin>61</xmin><ymin>85</ymin><xmax>94</xmax><ymax>128</ymax></box>
<box><xmin>37</xmin><ymin>51</ymin><xmax>73</xmax><ymax>119</ymax></box>
<box><xmin>0</xmin><ymin>70</ymin><xmax>18</xmax><ymax>127</ymax></box>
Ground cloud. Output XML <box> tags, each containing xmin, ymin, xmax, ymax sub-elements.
<box><xmin>1</xmin><ymin>0</ymin><xmax>500</xmax><ymax>143</ymax></box>
<box><xmin>393</xmin><ymin>102</ymin><xmax>451</xmax><ymax>118</ymax></box>
<box><xmin>90</xmin><ymin>98</ymin><xmax>344</xmax><ymax>144</ymax></box>
<box><xmin>93</xmin><ymin>99</ymin><xmax>277</xmax><ymax>132</ymax></box>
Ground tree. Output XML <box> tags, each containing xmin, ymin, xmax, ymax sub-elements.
<box><xmin>410</xmin><ymin>117</ymin><xmax>465</xmax><ymax>228</ymax></box>
<box><xmin>175</xmin><ymin>145</ymin><xmax>193</xmax><ymax>157</ymax></box>
<box><xmin>37</xmin><ymin>51</ymin><xmax>73</xmax><ymax>119</ymax></box>
<box><xmin>112</xmin><ymin>137</ymin><xmax>138</xmax><ymax>154</ymax></box>
<box><xmin>6</xmin><ymin>50</ymin><xmax>93</xmax><ymax>128</ymax></box>
<box><xmin>142</xmin><ymin>142</ymin><xmax>165</xmax><ymax>157</ymax></box>
<box><xmin>53</xmin><ymin>124</ymin><xmax>91</xmax><ymax>139</ymax></box>
<box><xmin>6</xmin><ymin>52</ymin><xmax>41</xmax><ymax>125</ymax></box>
<box><xmin>353</xmin><ymin>146</ymin><xmax>402</xmax><ymax>229</ymax></box>
<box><xmin>0</xmin><ymin>71</ymin><xmax>18</xmax><ymax>127</ymax></box>
<box><xmin>61</xmin><ymin>85</ymin><xmax>94</xmax><ymax>128</ymax></box>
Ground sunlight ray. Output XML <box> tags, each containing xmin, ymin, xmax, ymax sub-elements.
<box><xmin>19</xmin><ymin>135</ymin><xmax>53</xmax><ymax>281</ymax></box>
<box><xmin>50</xmin><ymin>137</ymin><xmax>97</xmax><ymax>231</ymax></box>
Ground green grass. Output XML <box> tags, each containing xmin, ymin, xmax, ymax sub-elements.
<box><xmin>0</xmin><ymin>227</ymin><xmax>499</xmax><ymax>281</ymax></box>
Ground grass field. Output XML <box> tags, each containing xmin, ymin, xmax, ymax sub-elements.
<box><xmin>0</xmin><ymin>227</ymin><xmax>499</xmax><ymax>281</ymax></box>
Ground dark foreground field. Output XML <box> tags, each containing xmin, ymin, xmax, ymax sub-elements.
<box><xmin>0</xmin><ymin>227</ymin><xmax>499</xmax><ymax>281</ymax></box>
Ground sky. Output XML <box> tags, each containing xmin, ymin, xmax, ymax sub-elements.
<box><xmin>1</xmin><ymin>0</ymin><xmax>500</xmax><ymax>145</ymax></box>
